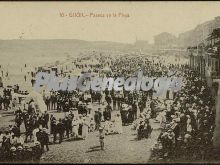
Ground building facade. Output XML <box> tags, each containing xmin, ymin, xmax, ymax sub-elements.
<box><xmin>188</xmin><ymin>27</ymin><xmax>220</xmax><ymax>149</ymax></box>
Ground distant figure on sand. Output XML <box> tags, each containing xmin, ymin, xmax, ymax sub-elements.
<box><xmin>99</xmin><ymin>127</ymin><xmax>105</xmax><ymax>150</ymax></box>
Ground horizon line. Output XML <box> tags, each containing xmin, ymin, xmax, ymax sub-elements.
<box><xmin>0</xmin><ymin>38</ymin><xmax>155</xmax><ymax>45</ymax></box>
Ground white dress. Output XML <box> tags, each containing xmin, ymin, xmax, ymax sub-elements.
<box><xmin>72</xmin><ymin>119</ymin><xmax>79</xmax><ymax>137</ymax></box>
<box><xmin>33</xmin><ymin>128</ymin><xmax>39</xmax><ymax>142</ymax></box>
<box><xmin>186</xmin><ymin>119</ymin><xmax>192</xmax><ymax>132</ymax></box>
<box><xmin>16</xmin><ymin>136</ymin><xmax>24</xmax><ymax>145</ymax></box>
<box><xmin>82</xmin><ymin>119</ymin><xmax>89</xmax><ymax>139</ymax></box>
<box><xmin>101</xmin><ymin>92</ymin><xmax>105</xmax><ymax>104</ymax></box>
<box><xmin>114</xmin><ymin>116</ymin><xmax>123</xmax><ymax>134</ymax></box>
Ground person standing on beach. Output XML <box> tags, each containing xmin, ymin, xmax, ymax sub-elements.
<box><xmin>99</xmin><ymin>127</ymin><xmax>105</xmax><ymax>150</ymax></box>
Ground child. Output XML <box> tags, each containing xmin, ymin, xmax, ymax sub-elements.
<box><xmin>104</xmin><ymin>120</ymin><xmax>110</xmax><ymax>135</ymax></box>
<box><xmin>99</xmin><ymin>127</ymin><xmax>105</xmax><ymax>150</ymax></box>
<box><xmin>109</xmin><ymin>122</ymin><xmax>114</xmax><ymax>134</ymax></box>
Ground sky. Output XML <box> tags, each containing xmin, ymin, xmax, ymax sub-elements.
<box><xmin>1</xmin><ymin>1</ymin><xmax>220</xmax><ymax>43</ymax></box>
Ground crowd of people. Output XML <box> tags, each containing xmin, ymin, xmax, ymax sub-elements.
<box><xmin>0</xmin><ymin>52</ymin><xmax>216</xmax><ymax>163</ymax></box>
<box><xmin>150</xmin><ymin>69</ymin><xmax>216</xmax><ymax>162</ymax></box>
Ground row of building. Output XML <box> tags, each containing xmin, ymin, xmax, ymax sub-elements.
<box><xmin>185</xmin><ymin>17</ymin><xmax>220</xmax><ymax>150</ymax></box>
<box><xmin>186</xmin><ymin>17</ymin><xmax>220</xmax><ymax>95</ymax></box>
<box><xmin>153</xmin><ymin>16</ymin><xmax>220</xmax><ymax>150</ymax></box>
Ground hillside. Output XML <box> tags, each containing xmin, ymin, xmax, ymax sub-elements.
<box><xmin>0</xmin><ymin>39</ymin><xmax>131</xmax><ymax>58</ymax></box>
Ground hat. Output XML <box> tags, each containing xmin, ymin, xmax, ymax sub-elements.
<box><xmin>17</xmin><ymin>146</ymin><xmax>23</xmax><ymax>150</ymax></box>
<box><xmin>99</xmin><ymin>127</ymin><xmax>103</xmax><ymax>130</ymax></box>
<box><xmin>24</xmin><ymin>144</ymin><xmax>29</xmax><ymax>148</ymax></box>
<box><xmin>177</xmin><ymin>136</ymin><xmax>183</xmax><ymax>141</ymax></box>
<box><xmin>175</xmin><ymin>118</ymin><xmax>180</xmax><ymax>122</ymax></box>
<box><xmin>122</xmin><ymin>104</ymin><xmax>128</xmax><ymax>109</ymax></box>
<box><xmin>34</xmin><ymin>141</ymin><xmax>41</xmax><ymax>146</ymax></box>
<box><xmin>184</xmin><ymin>134</ymin><xmax>191</xmax><ymax>139</ymax></box>
<box><xmin>167</xmin><ymin>129</ymin><xmax>172</xmax><ymax>132</ymax></box>
<box><xmin>10</xmin><ymin>146</ymin><xmax>16</xmax><ymax>151</ymax></box>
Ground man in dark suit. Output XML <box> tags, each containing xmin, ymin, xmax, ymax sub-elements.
<box><xmin>94</xmin><ymin>109</ymin><xmax>102</xmax><ymax>130</ymax></box>
<box><xmin>44</xmin><ymin>111</ymin><xmax>50</xmax><ymax>128</ymax></box>
<box><xmin>55</xmin><ymin>119</ymin><xmax>64</xmax><ymax>144</ymax></box>
<box><xmin>103</xmin><ymin>105</ymin><xmax>112</xmax><ymax>121</ymax></box>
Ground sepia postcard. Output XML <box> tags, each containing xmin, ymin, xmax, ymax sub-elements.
<box><xmin>0</xmin><ymin>1</ymin><xmax>220</xmax><ymax>164</ymax></box>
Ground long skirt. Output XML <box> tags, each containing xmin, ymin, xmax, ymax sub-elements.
<box><xmin>114</xmin><ymin>122</ymin><xmax>123</xmax><ymax>134</ymax></box>
<box><xmin>73</xmin><ymin>125</ymin><xmax>79</xmax><ymax>137</ymax></box>
<box><xmin>82</xmin><ymin>125</ymin><xmax>89</xmax><ymax>139</ymax></box>
<box><xmin>32</xmin><ymin>128</ymin><xmax>39</xmax><ymax>142</ymax></box>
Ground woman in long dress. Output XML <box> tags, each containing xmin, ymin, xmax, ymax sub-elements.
<box><xmin>32</xmin><ymin>127</ymin><xmax>39</xmax><ymax>142</ymax></box>
<box><xmin>72</xmin><ymin>118</ymin><xmax>79</xmax><ymax>139</ymax></box>
<box><xmin>186</xmin><ymin>115</ymin><xmax>192</xmax><ymax>133</ymax></box>
<box><xmin>114</xmin><ymin>114</ymin><xmax>123</xmax><ymax>134</ymax></box>
<box><xmin>82</xmin><ymin>117</ymin><xmax>89</xmax><ymax>139</ymax></box>
<box><xmin>101</xmin><ymin>92</ymin><xmax>105</xmax><ymax>104</ymax></box>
